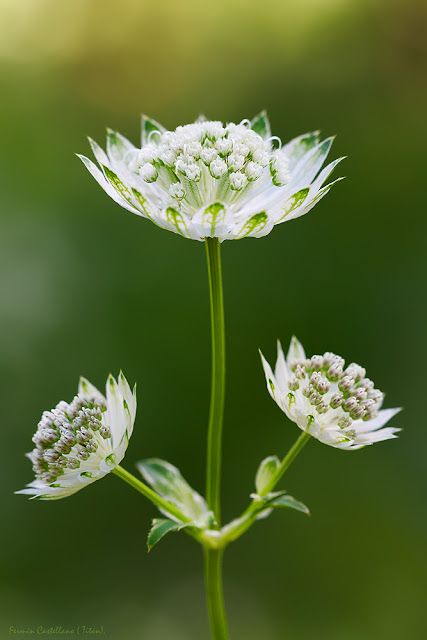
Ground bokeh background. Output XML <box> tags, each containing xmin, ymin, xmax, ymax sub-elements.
<box><xmin>1</xmin><ymin>0</ymin><xmax>426</xmax><ymax>638</ymax></box>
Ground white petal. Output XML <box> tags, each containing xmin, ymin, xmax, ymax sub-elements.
<box><xmin>230</xmin><ymin>212</ymin><xmax>274</xmax><ymax>240</ymax></box>
<box><xmin>281</xmin><ymin>131</ymin><xmax>321</xmax><ymax>171</ymax></box>
<box><xmin>286</xmin><ymin>336</ymin><xmax>306</xmax><ymax>366</ymax></box>
<box><xmin>317</xmin><ymin>428</ymin><xmax>352</xmax><ymax>446</ymax></box>
<box><xmin>102</xmin><ymin>165</ymin><xmax>158</xmax><ymax>219</ymax></box>
<box><xmin>78</xmin><ymin>377</ymin><xmax>106</xmax><ymax>404</ymax></box>
<box><xmin>157</xmin><ymin>207</ymin><xmax>200</xmax><ymax>240</ymax></box>
<box><xmin>353</xmin><ymin>407</ymin><xmax>402</xmax><ymax>433</ymax></box>
<box><xmin>310</xmin><ymin>156</ymin><xmax>346</xmax><ymax>192</ymax></box>
<box><xmin>274</xmin><ymin>340</ymin><xmax>290</xmax><ymax>389</ymax></box>
<box><xmin>286</xmin><ymin>177</ymin><xmax>344</xmax><ymax>222</ymax></box>
<box><xmin>353</xmin><ymin>427</ymin><xmax>400</xmax><ymax>445</ymax></box>
<box><xmin>99</xmin><ymin>451</ymin><xmax>121</xmax><ymax>473</ymax></box>
<box><xmin>191</xmin><ymin>203</ymin><xmax>234</xmax><ymax>241</ymax></box>
<box><xmin>78</xmin><ymin>155</ymin><xmax>142</xmax><ymax>215</ymax></box>
<box><xmin>250</xmin><ymin>111</ymin><xmax>272</xmax><ymax>140</ymax></box>
<box><xmin>141</xmin><ymin>115</ymin><xmax>166</xmax><ymax>147</ymax></box>
<box><xmin>260</xmin><ymin>351</ymin><xmax>279</xmax><ymax>404</ymax></box>
<box><xmin>88</xmin><ymin>138</ymin><xmax>109</xmax><ymax>166</ymax></box>
<box><xmin>105</xmin><ymin>374</ymin><xmax>127</xmax><ymax>447</ymax></box>
<box><xmin>106</xmin><ymin>129</ymin><xmax>135</xmax><ymax>169</ymax></box>
<box><xmin>270</xmin><ymin>187</ymin><xmax>310</xmax><ymax>224</ymax></box>
<box><xmin>118</xmin><ymin>371</ymin><xmax>137</xmax><ymax>437</ymax></box>
<box><xmin>291</xmin><ymin>136</ymin><xmax>334</xmax><ymax>189</ymax></box>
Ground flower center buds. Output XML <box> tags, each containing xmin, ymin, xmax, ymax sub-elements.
<box><xmin>128</xmin><ymin>119</ymin><xmax>290</xmax><ymax>212</ymax></box>
<box><xmin>287</xmin><ymin>349</ymin><xmax>385</xmax><ymax>428</ymax></box>
<box><xmin>28</xmin><ymin>394</ymin><xmax>108</xmax><ymax>484</ymax></box>
<box><xmin>327</xmin><ymin>363</ymin><xmax>343</xmax><ymax>382</ymax></box>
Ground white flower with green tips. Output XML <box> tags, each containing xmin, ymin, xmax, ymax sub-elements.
<box><xmin>17</xmin><ymin>373</ymin><xmax>136</xmax><ymax>499</ymax></box>
<box><xmin>78</xmin><ymin>112</ymin><xmax>344</xmax><ymax>242</ymax></box>
<box><xmin>261</xmin><ymin>337</ymin><xmax>401</xmax><ymax>449</ymax></box>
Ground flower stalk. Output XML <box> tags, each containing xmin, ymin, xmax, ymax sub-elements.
<box><xmin>204</xmin><ymin>237</ymin><xmax>228</xmax><ymax>638</ymax></box>
<box><xmin>205</xmin><ymin>237</ymin><xmax>226</xmax><ymax>525</ymax></box>
<box><xmin>260</xmin><ymin>430</ymin><xmax>311</xmax><ymax>496</ymax></box>
<box><xmin>219</xmin><ymin>431</ymin><xmax>311</xmax><ymax>546</ymax></box>
<box><xmin>112</xmin><ymin>465</ymin><xmax>191</xmax><ymax>524</ymax></box>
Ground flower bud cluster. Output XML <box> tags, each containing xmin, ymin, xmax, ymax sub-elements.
<box><xmin>127</xmin><ymin>120</ymin><xmax>290</xmax><ymax>213</ymax></box>
<box><xmin>29</xmin><ymin>394</ymin><xmax>107</xmax><ymax>484</ymax></box>
<box><xmin>287</xmin><ymin>352</ymin><xmax>384</xmax><ymax>429</ymax></box>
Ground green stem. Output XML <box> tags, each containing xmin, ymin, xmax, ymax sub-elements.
<box><xmin>260</xmin><ymin>430</ymin><xmax>311</xmax><ymax>497</ymax></box>
<box><xmin>112</xmin><ymin>464</ymin><xmax>189</xmax><ymax>524</ymax></box>
<box><xmin>205</xmin><ymin>238</ymin><xmax>226</xmax><ymax>525</ymax></box>
<box><xmin>221</xmin><ymin>431</ymin><xmax>311</xmax><ymax>545</ymax></box>
<box><xmin>204</xmin><ymin>549</ymin><xmax>229</xmax><ymax>640</ymax></box>
<box><xmin>204</xmin><ymin>238</ymin><xmax>229</xmax><ymax>639</ymax></box>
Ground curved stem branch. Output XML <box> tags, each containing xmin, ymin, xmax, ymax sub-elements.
<box><xmin>112</xmin><ymin>464</ymin><xmax>189</xmax><ymax>523</ymax></box>
<box><xmin>220</xmin><ymin>430</ymin><xmax>311</xmax><ymax>545</ymax></box>
<box><xmin>205</xmin><ymin>238</ymin><xmax>226</xmax><ymax>525</ymax></box>
<box><xmin>260</xmin><ymin>430</ymin><xmax>311</xmax><ymax>496</ymax></box>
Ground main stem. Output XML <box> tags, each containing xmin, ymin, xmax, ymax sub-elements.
<box><xmin>205</xmin><ymin>238</ymin><xmax>226</xmax><ymax>525</ymax></box>
<box><xmin>204</xmin><ymin>238</ymin><xmax>228</xmax><ymax>640</ymax></box>
<box><xmin>204</xmin><ymin>549</ymin><xmax>229</xmax><ymax>640</ymax></box>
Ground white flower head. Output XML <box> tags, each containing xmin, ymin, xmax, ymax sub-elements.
<box><xmin>261</xmin><ymin>337</ymin><xmax>401</xmax><ymax>449</ymax></box>
<box><xmin>17</xmin><ymin>373</ymin><xmax>136</xmax><ymax>499</ymax></box>
<box><xmin>78</xmin><ymin>112</ymin><xmax>344</xmax><ymax>242</ymax></box>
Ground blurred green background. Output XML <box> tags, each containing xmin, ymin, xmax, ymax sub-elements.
<box><xmin>1</xmin><ymin>0</ymin><xmax>426</xmax><ymax>638</ymax></box>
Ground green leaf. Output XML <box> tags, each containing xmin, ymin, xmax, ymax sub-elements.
<box><xmin>250</xmin><ymin>111</ymin><xmax>271</xmax><ymax>140</ymax></box>
<box><xmin>255</xmin><ymin>456</ymin><xmax>280</xmax><ymax>494</ymax></box>
<box><xmin>264</xmin><ymin>491</ymin><xmax>310</xmax><ymax>516</ymax></box>
<box><xmin>141</xmin><ymin>115</ymin><xmax>165</xmax><ymax>147</ymax></box>
<box><xmin>137</xmin><ymin>458</ymin><xmax>214</xmax><ymax>527</ymax></box>
<box><xmin>251</xmin><ymin>490</ymin><xmax>310</xmax><ymax>520</ymax></box>
<box><xmin>147</xmin><ymin>518</ymin><xmax>190</xmax><ymax>551</ymax></box>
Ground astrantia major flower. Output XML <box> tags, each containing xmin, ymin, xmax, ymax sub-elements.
<box><xmin>17</xmin><ymin>373</ymin><xmax>136</xmax><ymax>499</ymax></box>
<box><xmin>261</xmin><ymin>337</ymin><xmax>401</xmax><ymax>449</ymax></box>
<box><xmin>79</xmin><ymin>112</ymin><xmax>344</xmax><ymax>242</ymax></box>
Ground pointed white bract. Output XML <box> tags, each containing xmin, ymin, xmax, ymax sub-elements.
<box><xmin>16</xmin><ymin>373</ymin><xmax>136</xmax><ymax>499</ymax></box>
<box><xmin>79</xmin><ymin>112</ymin><xmax>344</xmax><ymax>242</ymax></box>
<box><xmin>261</xmin><ymin>337</ymin><xmax>401</xmax><ymax>449</ymax></box>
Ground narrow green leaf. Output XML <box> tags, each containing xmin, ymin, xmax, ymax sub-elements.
<box><xmin>266</xmin><ymin>493</ymin><xmax>310</xmax><ymax>516</ymax></box>
<box><xmin>255</xmin><ymin>456</ymin><xmax>280</xmax><ymax>494</ymax></box>
<box><xmin>147</xmin><ymin>518</ymin><xmax>190</xmax><ymax>551</ymax></box>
